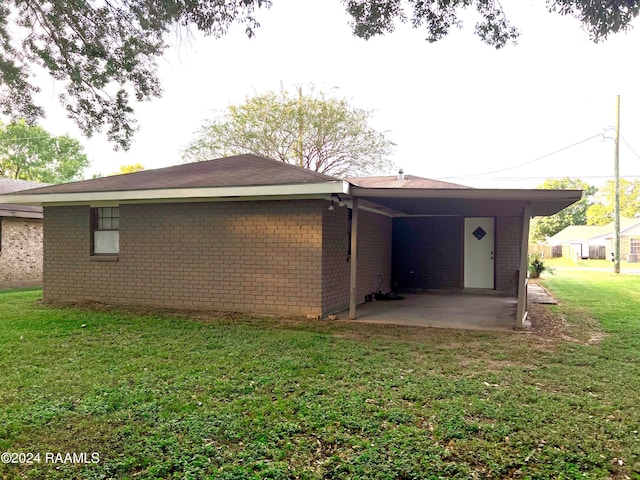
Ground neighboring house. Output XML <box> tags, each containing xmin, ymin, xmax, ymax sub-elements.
<box><xmin>546</xmin><ymin>224</ymin><xmax>610</xmax><ymax>259</ymax></box>
<box><xmin>0</xmin><ymin>178</ymin><xmax>48</xmax><ymax>288</ymax></box>
<box><xmin>0</xmin><ymin>154</ymin><xmax>581</xmax><ymax>327</ymax></box>
<box><xmin>598</xmin><ymin>217</ymin><xmax>640</xmax><ymax>262</ymax></box>
<box><xmin>548</xmin><ymin>217</ymin><xmax>640</xmax><ymax>261</ymax></box>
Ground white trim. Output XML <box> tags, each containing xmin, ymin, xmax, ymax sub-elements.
<box><xmin>350</xmin><ymin>187</ymin><xmax>581</xmax><ymax>201</ymax></box>
<box><xmin>0</xmin><ymin>181</ymin><xmax>350</xmax><ymax>206</ymax></box>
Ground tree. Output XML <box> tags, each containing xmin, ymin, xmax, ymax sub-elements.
<box><xmin>586</xmin><ymin>179</ymin><xmax>640</xmax><ymax>225</ymax></box>
<box><xmin>1</xmin><ymin>2</ymin><xmax>637</xmax><ymax>151</ymax></box>
<box><xmin>0</xmin><ymin>120</ymin><xmax>89</xmax><ymax>183</ymax></box>
<box><xmin>344</xmin><ymin>0</ymin><xmax>639</xmax><ymax>46</ymax></box>
<box><xmin>182</xmin><ymin>88</ymin><xmax>395</xmax><ymax>177</ymax></box>
<box><xmin>531</xmin><ymin>177</ymin><xmax>597</xmax><ymax>242</ymax></box>
<box><xmin>113</xmin><ymin>163</ymin><xmax>145</xmax><ymax>175</ymax></box>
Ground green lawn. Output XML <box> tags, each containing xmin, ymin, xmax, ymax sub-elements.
<box><xmin>0</xmin><ymin>275</ymin><xmax>639</xmax><ymax>480</ymax></box>
<box><xmin>545</xmin><ymin>257</ymin><xmax>638</xmax><ymax>270</ymax></box>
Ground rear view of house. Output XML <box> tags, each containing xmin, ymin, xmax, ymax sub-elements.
<box><xmin>0</xmin><ymin>155</ymin><xmax>581</xmax><ymax>327</ymax></box>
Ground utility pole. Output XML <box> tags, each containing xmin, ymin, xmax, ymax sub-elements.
<box><xmin>614</xmin><ymin>95</ymin><xmax>621</xmax><ymax>274</ymax></box>
<box><xmin>298</xmin><ymin>86</ymin><xmax>304</xmax><ymax>168</ymax></box>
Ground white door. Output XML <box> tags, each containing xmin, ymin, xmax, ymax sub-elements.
<box><xmin>464</xmin><ymin>217</ymin><xmax>495</xmax><ymax>289</ymax></box>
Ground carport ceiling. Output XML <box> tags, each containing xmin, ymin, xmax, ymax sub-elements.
<box><xmin>351</xmin><ymin>188</ymin><xmax>582</xmax><ymax>217</ymax></box>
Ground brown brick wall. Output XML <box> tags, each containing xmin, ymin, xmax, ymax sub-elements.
<box><xmin>495</xmin><ymin>216</ymin><xmax>522</xmax><ymax>294</ymax></box>
<box><xmin>356</xmin><ymin>209</ymin><xmax>392</xmax><ymax>301</ymax></box>
<box><xmin>321</xmin><ymin>206</ymin><xmax>392</xmax><ymax>314</ymax></box>
<box><xmin>0</xmin><ymin>217</ymin><xmax>43</xmax><ymax>287</ymax></box>
<box><xmin>321</xmin><ymin>205</ymin><xmax>350</xmax><ymax>313</ymax></box>
<box><xmin>42</xmin><ymin>200</ymin><xmax>522</xmax><ymax>314</ymax></box>
<box><xmin>44</xmin><ymin>201</ymin><xmax>325</xmax><ymax>316</ymax></box>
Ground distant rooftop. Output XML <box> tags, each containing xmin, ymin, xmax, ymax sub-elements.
<box><xmin>0</xmin><ymin>178</ymin><xmax>48</xmax><ymax>218</ymax></box>
<box><xmin>346</xmin><ymin>174</ymin><xmax>470</xmax><ymax>189</ymax></box>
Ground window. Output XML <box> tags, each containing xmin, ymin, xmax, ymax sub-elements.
<box><xmin>91</xmin><ymin>207</ymin><xmax>119</xmax><ymax>255</ymax></box>
<box><xmin>631</xmin><ymin>238</ymin><xmax>640</xmax><ymax>255</ymax></box>
<box><xmin>0</xmin><ymin>218</ymin><xmax>2</xmax><ymax>253</ymax></box>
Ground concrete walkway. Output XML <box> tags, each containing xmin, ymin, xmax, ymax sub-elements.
<box><xmin>527</xmin><ymin>283</ymin><xmax>558</xmax><ymax>304</ymax></box>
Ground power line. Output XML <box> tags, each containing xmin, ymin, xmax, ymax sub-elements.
<box><xmin>443</xmin><ymin>132</ymin><xmax>603</xmax><ymax>179</ymax></box>
<box><xmin>621</xmin><ymin>135</ymin><xmax>640</xmax><ymax>160</ymax></box>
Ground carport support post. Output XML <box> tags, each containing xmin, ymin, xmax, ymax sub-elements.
<box><xmin>516</xmin><ymin>202</ymin><xmax>531</xmax><ymax>329</ymax></box>
<box><xmin>349</xmin><ymin>198</ymin><xmax>359</xmax><ymax>319</ymax></box>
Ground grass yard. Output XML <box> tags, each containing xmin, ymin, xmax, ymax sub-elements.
<box><xmin>0</xmin><ymin>274</ymin><xmax>639</xmax><ymax>480</ymax></box>
<box><xmin>544</xmin><ymin>257</ymin><xmax>637</xmax><ymax>271</ymax></box>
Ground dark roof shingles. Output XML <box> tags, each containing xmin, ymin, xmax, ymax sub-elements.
<box><xmin>11</xmin><ymin>154</ymin><xmax>343</xmax><ymax>196</ymax></box>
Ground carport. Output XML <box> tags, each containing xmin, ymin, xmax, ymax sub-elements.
<box><xmin>345</xmin><ymin>186</ymin><xmax>582</xmax><ymax>329</ymax></box>
<box><xmin>343</xmin><ymin>291</ymin><xmax>517</xmax><ymax>332</ymax></box>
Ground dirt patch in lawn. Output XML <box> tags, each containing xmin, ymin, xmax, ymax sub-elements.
<box><xmin>527</xmin><ymin>303</ymin><xmax>607</xmax><ymax>345</ymax></box>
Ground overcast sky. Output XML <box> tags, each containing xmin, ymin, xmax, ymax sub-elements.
<box><xmin>36</xmin><ymin>0</ymin><xmax>640</xmax><ymax>188</ymax></box>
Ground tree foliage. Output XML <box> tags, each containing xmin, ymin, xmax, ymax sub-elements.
<box><xmin>0</xmin><ymin>120</ymin><xmax>89</xmax><ymax>183</ymax></box>
<box><xmin>113</xmin><ymin>163</ymin><xmax>145</xmax><ymax>175</ymax></box>
<box><xmin>182</xmin><ymin>88</ymin><xmax>395</xmax><ymax>177</ymax></box>
<box><xmin>586</xmin><ymin>179</ymin><xmax>640</xmax><ymax>225</ymax></box>
<box><xmin>0</xmin><ymin>1</ymin><xmax>638</xmax><ymax>150</ymax></box>
<box><xmin>531</xmin><ymin>177</ymin><xmax>597</xmax><ymax>242</ymax></box>
<box><xmin>0</xmin><ymin>0</ymin><xmax>269</xmax><ymax>150</ymax></box>
<box><xmin>345</xmin><ymin>0</ymin><xmax>639</xmax><ymax>47</ymax></box>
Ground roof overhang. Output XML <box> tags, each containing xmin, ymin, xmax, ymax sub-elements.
<box><xmin>0</xmin><ymin>206</ymin><xmax>43</xmax><ymax>219</ymax></box>
<box><xmin>0</xmin><ymin>179</ymin><xmax>581</xmax><ymax>218</ymax></box>
<box><xmin>0</xmin><ymin>181</ymin><xmax>350</xmax><ymax>206</ymax></box>
<box><xmin>350</xmin><ymin>187</ymin><xmax>582</xmax><ymax>217</ymax></box>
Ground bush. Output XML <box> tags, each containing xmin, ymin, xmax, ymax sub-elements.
<box><xmin>528</xmin><ymin>254</ymin><xmax>554</xmax><ymax>279</ymax></box>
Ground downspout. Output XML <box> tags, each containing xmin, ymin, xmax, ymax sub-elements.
<box><xmin>515</xmin><ymin>202</ymin><xmax>531</xmax><ymax>329</ymax></box>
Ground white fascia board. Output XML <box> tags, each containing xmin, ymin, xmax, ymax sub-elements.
<box><xmin>351</xmin><ymin>187</ymin><xmax>581</xmax><ymax>202</ymax></box>
<box><xmin>0</xmin><ymin>181</ymin><xmax>351</xmax><ymax>206</ymax></box>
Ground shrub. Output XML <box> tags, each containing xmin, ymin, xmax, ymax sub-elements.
<box><xmin>529</xmin><ymin>254</ymin><xmax>554</xmax><ymax>278</ymax></box>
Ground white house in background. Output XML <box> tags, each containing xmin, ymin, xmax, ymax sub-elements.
<box><xmin>548</xmin><ymin>217</ymin><xmax>640</xmax><ymax>261</ymax></box>
<box><xmin>547</xmin><ymin>224</ymin><xmax>609</xmax><ymax>259</ymax></box>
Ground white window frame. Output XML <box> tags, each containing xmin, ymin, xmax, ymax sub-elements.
<box><xmin>91</xmin><ymin>207</ymin><xmax>119</xmax><ymax>255</ymax></box>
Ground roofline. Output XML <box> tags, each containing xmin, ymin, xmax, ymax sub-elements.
<box><xmin>350</xmin><ymin>187</ymin><xmax>582</xmax><ymax>201</ymax></box>
<box><xmin>0</xmin><ymin>181</ymin><xmax>351</xmax><ymax>206</ymax></box>
<box><xmin>0</xmin><ymin>209</ymin><xmax>43</xmax><ymax>219</ymax></box>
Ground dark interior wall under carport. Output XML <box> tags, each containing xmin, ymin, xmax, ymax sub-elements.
<box><xmin>391</xmin><ymin>216</ymin><xmax>522</xmax><ymax>294</ymax></box>
<box><xmin>392</xmin><ymin>217</ymin><xmax>463</xmax><ymax>291</ymax></box>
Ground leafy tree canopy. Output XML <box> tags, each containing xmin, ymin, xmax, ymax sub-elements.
<box><xmin>182</xmin><ymin>88</ymin><xmax>395</xmax><ymax>177</ymax></box>
<box><xmin>586</xmin><ymin>178</ymin><xmax>640</xmax><ymax>225</ymax></box>
<box><xmin>0</xmin><ymin>120</ymin><xmax>89</xmax><ymax>183</ymax></box>
<box><xmin>531</xmin><ymin>177</ymin><xmax>597</xmax><ymax>242</ymax></box>
<box><xmin>0</xmin><ymin>1</ymin><xmax>638</xmax><ymax>150</ymax></box>
<box><xmin>113</xmin><ymin>163</ymin><xmax>145</xmax><ymax>175</ymax></box>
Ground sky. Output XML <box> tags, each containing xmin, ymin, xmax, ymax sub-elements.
<box><xmin>34</xmin><ymin>0</ymin><xmax>640</xmax><ymax>189</ymax></box>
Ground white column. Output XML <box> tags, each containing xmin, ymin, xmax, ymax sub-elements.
<box><xmin>516</xmin><ymin>203</ymin><xmax>531</xmax><ymax>328</ymax></box>
<box><xmin>349</xmin><ymin>197</ymin><xmax>359</xmax><ymax>319</ymax></box>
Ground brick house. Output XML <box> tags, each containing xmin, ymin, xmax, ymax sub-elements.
<box><xmin>0</xmin><ymin>178</ymin><xmax>48</xmax><ymax>289</ymax></box>
<box><xmin>0</xmin><ymin>155</ymin><xmax>581</xmax><ymax>327</ymax></box>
